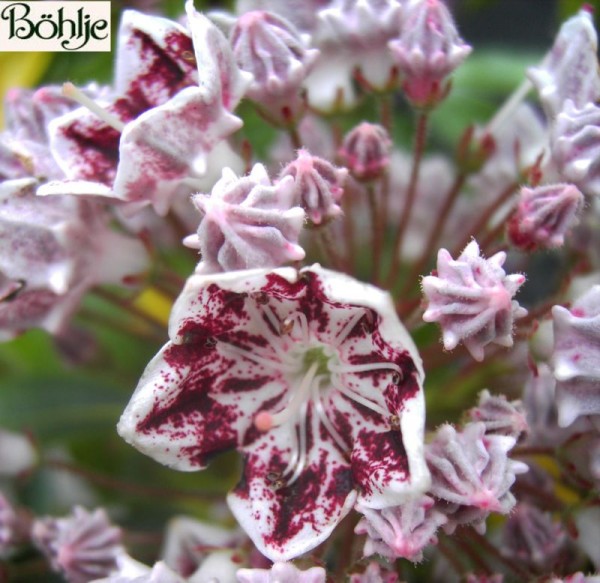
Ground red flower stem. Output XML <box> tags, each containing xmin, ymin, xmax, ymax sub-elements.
<box><xmin>45</xmin><ymin>458</ymin><xmax>222</xmax><ymax>501</ymax></box>
<box><xmin>385</xmin><ymin>112</ymin><xmax>429</xmax><ymax>288</ymax></box>
<box><xmin>454</xmin><ymin>531</ymin><xmax>492</xmax><ymax>574</ymax></box>
<box><xmin>451</xmin><ymin>181</ymin><xmax>519</xmax><ymax>257</ymax></box>
<box><xmin>465</xmin><ymin>527</ymin><xmax>531</xmax><ymax>581</ymax></box>
<box><xmin>437</xmin><ymin>536</ymin><xmax>468</xmax><ymax>576</ymax></box>
<box><xmin>341</xmin><ymin>181</ymin><xmax>359</xmax><ymax>273</ymax></box>
<box><xmin>318</xmin><ymin>224</ymin><xmax>347</xmax><ymax>271</ymax></box>
<box><xmin>288</xmin><ymin>125</ymin><xmax>302</xmax><ymax>150</ymax></box>
<box><xmin>398</xmin><ymin>172</ymin><xmax>468</xmax><ymax>297</ymax></box>
<box><xmin>379</xmin><ymin>93</ymin><xmax>393</xmax><ymax>134</ymax></box>
<box><xmin>366</xmin><ymin>183</ymin><xmax>383</xmax><ymax>282</ymax></box>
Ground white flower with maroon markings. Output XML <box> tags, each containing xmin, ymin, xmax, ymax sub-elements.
<box><xmin>118</xmin><ymin>265</ymin><xmax>428</xmax><ymax>561</ymax></box>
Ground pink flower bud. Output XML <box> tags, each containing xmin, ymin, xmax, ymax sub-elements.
<box><xmin>231</xmin><ymin>11</ymin><xmax>319</xmax><ymax>120</ymax></box>
<box><xmin>422</xmin><ymin>240</ymin><xmax>527</xmax><ymax>361</ymax></box>
<box><xmin>552</xmin><ymin>100</ymin><xmax>600</xmax><ymax>197</ymax></box>
<box><xmin>388</xmin><ymin>0</ymin><xmax>471</xmax><ymax>107</ymax></box>
<box><xmin>507</xmin><ymin>183</ymin><xmax>584</xmax><ymax>251</ymax></box>
<box><xmin>278</xmin><ymin>148</ymin><xmax>347</xmax><ymax>224</ymax></box>
<box><xmin>469</xmin><ymin>389</ymin><xmax>528</xmax><ymax>439</ymax></box>
<box><xmin>187</xmin><ymin>163</ymin><xmax>306</xmax><ymax>272</ymax></box>
<box><xmin>338</xmin><ymin>122</ymin><xmax>392</xmax><ymax>181</ymax></box>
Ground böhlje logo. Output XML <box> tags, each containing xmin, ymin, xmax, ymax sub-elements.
<box><xmin>0</xmin><ymin>1</ymin><xmax>111</xmax><ymax>52</ymax></box>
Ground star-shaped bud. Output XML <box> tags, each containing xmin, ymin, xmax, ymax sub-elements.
<box><xmin>528</xmin><ymin>7</ymin><xmax>600</xmax><ymax>118</ymax></box>
<box><xmin>185</xmin><ymin>164</ymin><xmax>305</xmax><ymax>272</ymax></box>
<box><xmin>118</xmin><ymin>265</ymin><xmax>429</xmax><ymax>560</ymax></box>
<box><xmin>237</xmin><ymin>562</ymin><xmax>326</xmax><ymax>583</ymax></box>
<box><xmin>552</xmin><ymin>285</ymin><xmax>600</xmax><ymax>427</ymax></box>
<box><xmin>32</xmin><ymin>507</ymin><xmax>124</xmax><ymax>583</ymax></box>
<box><xmin>348</xmin><ymin>562</ymin><xmax>399</xmax><ymax>583</ymax></box>
<box><xmin>307</xmin><ymin>0</ymin><xmax>402</xmax><ymax>109</ymax></box>
<box><xmin>338</xmin><ymin>123</ymin><xmax>392</xmax><ymax>182</ymax></box>
<box><xmin>422</xmin><ymin>240</ymin><xmax>527</xmax><ymax>361</ymax></box>
<box><xmin>507</xmin><ymin>183</ymin><xmax>584</xmax><ymax>251</ymax></box>
<box><xmin>388</xmin><ymin>0</ymin><xmax>471</xmax><ymax>107</ymax></box>
<box><xmin>501</xmin><ymin>503</ymin><xmax>567</xmax><ymax>570</ymax></box>
<box><xmin>426</xmin><ymin>423</ymin><xmax>528</xmax><ymax>534</ymax></box>
<box><xmin>552</xmin><ymin>100</ymin><xmax>600</xmax><ymax>197</ymax></box>
<box><xmin>355</xmin><ymin>495</ymin><xmax>447</xmax><ymax>562</ymax></box>
<box><xmin>231</xmin><ymin>10</ymin><xmax>319</xmax><ymax>122</ymax></box>
<box><xmin>468</xmin><ymin>389</ymin><xmax>528</xmax><ymax>440</ymax></box>
<box><xmin>277</xmin><ymin>149</ymin><xmax>347</xmax><ymax>225</ymax></box>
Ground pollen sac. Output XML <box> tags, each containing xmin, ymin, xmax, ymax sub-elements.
<box><xmin>507</xmin><ymin>183</ymin><xmax>584</xmax><ymax>251</ymax></box>
<box><xmin>425</xmin><ymin>422</ymin><xmax>528</xmax><ymax>535</ymax></box>
<box><xmin>277</xmin><ymin>148</ymin><xmax>347</xmax><ymax>225</ymax></box>
<box><xmin>230</xmin><ymin>11</ymin><xmax>319</xmax><ymax>122</ymax></box>
<box><xmin>188</xmin><ymin>163</ymin><xmax>306</xmax><ymax>272</ymax></box>
<box><xmin>388</xmin><ymin>0</ymin><xmax>471</xmax><ymax>108</ymax></box>
<box><xmin>528</xmin><ymin>7</ymin><xmax>600</xmax><ymax>118</ymax></box>
<box><xmin>552</xmin><ymin>100</ymin><xmax>600</xmax><ymax>198</ymax></box>
<box><xmin>355</xmin><ymin>495</ymin><xmax>447</xmax><ymax>563</ymax></box>
<box><xmin>338</xmin><ymin>122</ymin><xmax>392</xmax><ymax>182</ymax></box>
<box><xmin>32</xmin><ymin>507</ymin><xmax>124</xmax><ymax>583</ymax></box>
<box><xmin>422</xmin><ymin>240</ymin><xmax>527</xmax><ymax>362</ymax></box>
<box><xmin>552</xmin><ymin>285</ymin><xmax>600</xmax><ymax>427</ymax></box>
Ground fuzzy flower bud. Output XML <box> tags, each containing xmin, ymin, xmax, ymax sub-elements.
<box><xmin>422</xmin><ymin>240</ymin><xmax>527</xmax><ymax>361</ymax></box>
<box><xmin>32</xmin><ymin>507</ymin><xmax>124</xmax><ymax>583</ymax></box>
<box><xmin>507</xmin><ymin>183</ymin><xmax>584</xmax><ymax>251</ymax></box>
<box><xmin>388</xmin><ymin>0</ymin><xmax>471</xmax><ymax>107</ymax></box>
<box><xmin>186</xmin><ymin>164</ymin><xmax>305</xmax><ymax>272</ymax></box>
<box><xmin>426</xmin><ymin>423</ymin><xmax>528</xmax><ymax>534</ymax></box>
<box><xmin>501</xmin><ymin>503</ymin><xmax>567</xmax><ymax>570</ymax></box>
<box><xmin>468</xmin><ymin>389</ymin><xmax>528</xmax><ymax>440</ymax></box>
<box><xmin>338</xmin><ymin>122</ymin><xmax>392</xmax><ymax>182</ymax></box>
<box><xmin>528</xmin><ymin>7</ymin><xmax>600</xmax><ymax>118</ymax></box>
<box><xmin>552</xmin><ymin>100</ymin><xmax>600</xmax><ymax>197</ymax></box>
<box><xmin>231</xmin><ymin>11</ymin><xmax>318</xmax><ymax>120</ymax></box>
<box><xmin>277</xmin><ymin>149</ymin><xmax>347</xmax><ymax>224</ymax></box>
<box><xmin>355</xmin><ymin>496</ymin><xmax>447</xmax><ymax>563</ymax></box>
<box><xmin>552</xmin><ymin>285</ymin><xmax>600</xmax><ymax>426</ymax></box>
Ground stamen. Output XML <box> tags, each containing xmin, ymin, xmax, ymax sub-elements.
<box><xmin>330</xmin><ymin>377</ymin><xmax>389</xmax><ymax>418</ymax></box>
<box><xmin>245</xmin><ymin>300</ymin><xmax>289</xmax><ymax>361</ymax></box>
<box><xmin>332</xmin><ymin>309</ymin><xmax>365</xmax><ymax>347</ymax></box>
<box><xmin>329</xmin><ymin>361</ymin><xmax>403</xmax><ymax>376</ymax></box>
<box><xmin>284</xmin><ymin>401</ymin><xmax>309</xmax><ymax>486</ymax></box>
<box><xmin>262</xmin><ymin>303</ymin><xmax>281</xmax><ymax>334</ymax></box>
<box><xmin>62</xmin><ymin>82</ymin><xmax>125</xmax><ymax>132</ymax></box>
<box><xmin>312</xmin><ymin>378</ymin><xmax>349</xmax><ymax>452</ymax></box>
<box><xmin>219</xmin><ymin>342</ymin><xmax>293</xmax><ymax>372</ymax></box>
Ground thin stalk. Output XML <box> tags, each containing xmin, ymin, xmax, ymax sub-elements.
<box><xmin>451</xmin><ymin>181</ymin><xmax>518</xmax><ymax>256</ymax></box>
<box><xmin>399</xmin><ymin>172</ymin><xmax>468</xmax><ymax>297</ymax></box>
<box><xmin>92</xmin><ymin>287</ymin><xmax>166</xmax><ymax>330</ymax></box>
<box><xmin>45</xmin><ymin>458</ymin><xmax>221</xmax><ymax>501</ymax></box>
<box><xmin>385</xmin><ymin>112</ymin><xmax>429</xmax><ymax>287</ymax></box>
<box><xmin>366</xmin><ymin>183</ymin><xmax>383</xmax><ymax>282</ymax></box>
<box><xmin>288</xmin><ymin>125</ymin><xmax>302</xmax><ymax>150</ymax></box>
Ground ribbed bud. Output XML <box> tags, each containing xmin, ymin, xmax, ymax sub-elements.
<box><xmin>338</xmin><ymin>122</ymin><xmax>392</xmax><ymax>181</ymax></box>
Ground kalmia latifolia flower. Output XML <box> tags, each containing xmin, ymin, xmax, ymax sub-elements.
<box><xmin>277</xmin><ymin>149</ymin><xmax>347</xmax><ymax>224</ymax></box>
<box><xmin>236</xmin><ymin>561</ymin><xmax>326</xmax><ymax>583</ymax></box>
<box><xmin>185</xmin><ymin>164</ymin><xmax>306</xmax><ymax>273</ymax></box>
<box><xmin>425</xmin><ymin>423</ymin><xmax>528</xmax><ymax>534</ymax></box>
<box><xmin>338</xmin><ymin>123</ymin><xmax>392</xmax><ymax>182</ymax></box>
<box><xmin>468</xmin><ymin>389</ymin><xmax>528</xmax><ymax>440</ymax></box>
<box><xmin>507</xmin><ymin>183</ymin><xmax>584</xmax><ymax>250</ymax></box>
<box><xmin>355</xmin><ymin>494</ymin><xmax>447</xmax><ymax>562</ymax></box>
<box><xmin>32</xmin><ymin>506</ymin><xmax>124</xmax><ymax>583</ymax></box>
<box><xmin>552</xmin><ymin>285</ymin><xmax>600</xmax><ymax>427</ymax></box>
<box><xmin>388</xmin><ymin>0</ymin><xmax>472</xmax><ymax>107</ymax></box>
<box><xmin>422</xmin><ymin>240</ymin><xmax>527</xmax><ymax>362</ymax></box>
<box><xmin>528</xmin><ymin>7</ymin><xmax>600</xmax><ymax>118</ymax></box>
<box><xmin>551</xmin><ymin>101</ymin><xmax>600</xmax><ymax>198</ymax></box>
<box><xmin>118</xmin><ymin>265</ymin><xmax>429</xmax><ymax>560</ymax></box>
<box><xmin>230</xmin><ymin>10</ymin><xmax>319</xmax><ymax>122</ymax></box>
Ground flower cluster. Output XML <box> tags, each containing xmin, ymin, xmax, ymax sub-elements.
<box><xmin>2</xmin><ymin>0</ymin><xmax>600</xmax><ymax>581</ymax></box>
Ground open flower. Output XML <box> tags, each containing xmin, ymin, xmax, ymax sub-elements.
<box><xmin>118</xmin><ymin>265</ymin><xmax>428</xmax><ymax>561</ymax></box>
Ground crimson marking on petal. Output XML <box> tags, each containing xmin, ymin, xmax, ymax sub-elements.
<box><xmin>124</xmin><ymin>30</ymin><xmax>197</xmax><ymax>111</ymax></box>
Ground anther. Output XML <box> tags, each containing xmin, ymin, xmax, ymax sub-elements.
<box><xmin>280</xmin><ymin>318</ymin><xmax>294</xmax><ymax>335</ymax></box>
<box><xmin>389</xmin><ymin>414</ymin><xmax>401</xmax><ymax>430</ymax></box>
<box><xmin>0</xmin><ymin>279</ymin><xmax>25</xmax><ymax>302</ymax></box>
<box><xmin>204</xmin><ymin>336</ymin><xmax>217</xmax><ymax>347</ymax></box>
<box><xmin>391</xmin><ymin>371</ymin><xmax>402</xmax><ymax>384</ymax></box>
<box><xmin>252</xmin><ymin>291</ymin><xmax>269</xmax><ymax>305</ymax></box>
<box><xmin>181</xmin><ymin>50</ymin><xmax>196</xmax><ymax>63</ymax></box>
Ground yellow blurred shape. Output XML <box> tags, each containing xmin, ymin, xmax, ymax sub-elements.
<box><xmin>133</xmin><ymin>287</ymin><xmax>172</xmax><ymax>326</ymax></box>
<box><xmin>0</xmin><ymin>53</ymin><xmax>53</xmax><ymax>127</ymax></box>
